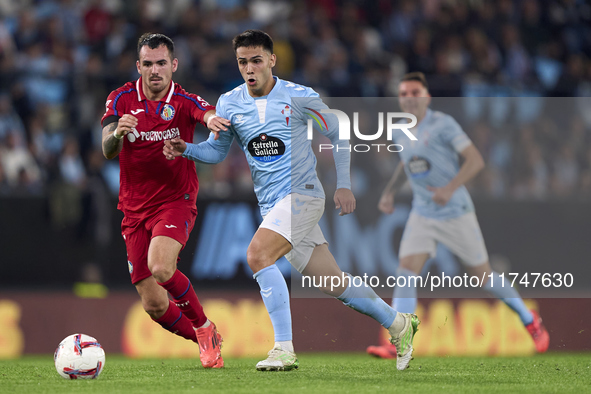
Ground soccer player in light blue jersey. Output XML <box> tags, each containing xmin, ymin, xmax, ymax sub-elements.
<box><xmin>163</xmin><ymin>30</ymin><xmax>420</xmax><ymax>371</ymax></box>
<box><xmin>366</xmin><ymin>72</ymin><xmax>549</xmax><ymax>359</ymax></box>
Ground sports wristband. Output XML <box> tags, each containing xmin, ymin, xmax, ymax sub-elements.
<box><xmin>113</xmin><ymin>132</ymin><xmax>124</xmax><ymax>140</ymax></box>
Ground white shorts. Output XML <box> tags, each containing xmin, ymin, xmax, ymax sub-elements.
<box><xmin>399</xmin><ymin>211</ymin><xmax>489</xmax><ymax>267</ymax></box>
<box><xmin>260</xmin><ymin>193</ymin><xmax>327</xmax><ymax>273</ymax></box>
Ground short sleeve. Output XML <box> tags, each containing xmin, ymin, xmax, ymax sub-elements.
<box><xmin>215</xmin><ymin>96</ymin><xmax>228</xmax><ymax>120</ymax></box>
<box><xmin>183</xmin><ymin>91</ymin><xmax>215</xmax><ymax>126</ymax></box>
<box><xmin>441</xmin><ymin>115</ymin><xmax>472</xmax><ymax>153</ymax></box>
<box><xmin>101</xmin><ymin>90</ymin><xmax>123</xmax><ymax>128</ymax></box>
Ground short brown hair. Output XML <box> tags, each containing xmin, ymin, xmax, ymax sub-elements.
<box><xmin>401</xmin><ymin>72</ymin><xmax>429</xmax><ymax>89</ymax></box>
<box><xmin>137</xmin><ymin>33</ymin><xmax>175</xmax><ymax>60</ymax></box>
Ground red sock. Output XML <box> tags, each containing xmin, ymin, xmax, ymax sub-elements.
<box><xmin>158</xmin><ymin>269</ymin><xmax>207</xmax><ymax>328</ymax></box>
<box><xmin>153</xmin><ymin>300</ymin><xmax>197</xmax><ymax>342</ymax></box>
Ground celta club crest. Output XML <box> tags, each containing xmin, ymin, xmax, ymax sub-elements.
<box><xmin>281</xmin><ymin>105</ymin><xmax>291</xmax><ymax>126</ymax></box>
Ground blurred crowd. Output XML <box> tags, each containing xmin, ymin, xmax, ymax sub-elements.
<box><xmin>1</xmin><ymin>0</ymin><xmax>591</xmax><ymax>221</ymax></box>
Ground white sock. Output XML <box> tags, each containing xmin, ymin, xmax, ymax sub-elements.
<box><xmin>276</xmin><ymin>340</ymin><xmax>294</xmax><ymax>353</ymax></box>
<box><xmin>388</xmin><ymin>312</ymin><xmax>407</xmax><ymax>336</ymax></box>
<box><xmin>197</xmin><ymin>319</ymin><xmax>211</xmax><ymax>329</ymax></box>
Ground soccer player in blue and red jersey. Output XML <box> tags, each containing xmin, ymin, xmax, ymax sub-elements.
<box><xmin>101</xmin><ymin>33</ymin><xmax>229</xmax><ymax>368</ymax></box>
<box><xmin>164</xmin><ymin>30</ymin><xmax>420</xmax><ymax>372</ymax></box>
<box><xmin>366</xmin><ymin>72</ymin><xmax>550</xmax><ymax>359</ymax></box>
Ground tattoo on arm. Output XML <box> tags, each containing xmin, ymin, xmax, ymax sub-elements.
<box><xmin>102</xmin><ymin>122</ymin><xmax>122</xmax><ymax>159</ymax></box>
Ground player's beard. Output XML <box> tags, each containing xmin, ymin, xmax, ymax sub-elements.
<box><xmin>148</xmin><ymin>81</ymin><xmax>166</xmax><ymax>94</ymax></box>
<box><xmin>147</xmin><ymin>75</ymin><xmax>168</xmax><ymax>94</ymax></box>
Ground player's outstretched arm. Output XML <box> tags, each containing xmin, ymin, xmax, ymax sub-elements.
<box><xmin>379</xmin><ymin>161</ymin><xmax>407</xmax><ymax>214</ymax></box>
<box><xmin>427</xmin><ymin>143</ymin><xmax>484</xmax><ymax>206</ymax></box>
<box><xmin>102</xmin><ymin>114</ymin><xmax>138</xmax><ymax>159</ymax></box>
<box><xmin>296</xmin><ymin>95</ymin><xmax>354</xmax><ymax>215</ymax></box>
<box><xmin>164</xmin><ymin>130</ymin><xmax>234</xmax><ymax>164</ymax></box>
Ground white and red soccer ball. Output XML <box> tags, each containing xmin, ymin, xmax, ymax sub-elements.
<box><xmin>54</xmin><ymin>334</ymin><xmax>105</xmax><ymax>379</ymax></box>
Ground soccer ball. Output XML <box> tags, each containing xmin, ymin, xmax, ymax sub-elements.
<box><xmin>54</xmin><ymin>333</ymin><xmax>105</xmax><ymax>379</ymax></box>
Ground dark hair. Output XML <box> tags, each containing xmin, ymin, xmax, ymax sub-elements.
<box><xmin>401</xmin><ymin>72</ymin><xmax>429</xmax><ymax>89</ymax></box>
<box><xmin>232</xmin><ymin>30</ymin><xmax>273</xmax><ymax>54</ymax></box>
<box><xmin>137</xmin><ymin>33</ymin><xmax>175</xmax><ymax>59</ymax></box>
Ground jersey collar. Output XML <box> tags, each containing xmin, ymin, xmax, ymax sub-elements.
<box><xmin>136</xmin><ymin>77</ymin><xmax>175</xmax><ymax>103</ymax></box>
<box><xmin>243</xmin><ymin>76</ymin><xmax>280</xmax><ymax>101</ymax></box>
<box><xmin>267</xmin><ymin>76</ymin><xmax>280</xmax><ymax>98</ymax></box>
<box><xmin>417</xmin><ymin>108</ymin><xmax>433</xmax><ymax>130</ymax></box>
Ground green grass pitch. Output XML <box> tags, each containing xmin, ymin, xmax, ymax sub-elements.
<box><xmin>1</xmin><ymin>353</ymin><xmax>590</xmax><ymax>393</ymax></box>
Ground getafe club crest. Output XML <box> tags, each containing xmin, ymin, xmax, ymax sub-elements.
<box><xmin>161</xmin><ymin>104</ymin><xmax>175</xmax><ymax>121</ymax></box>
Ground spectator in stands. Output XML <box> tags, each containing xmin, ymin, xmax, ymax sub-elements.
<box><xmin>0</xmin><ymin>0</ymin><xmax>589</xmax><ymax>201</ymax></box>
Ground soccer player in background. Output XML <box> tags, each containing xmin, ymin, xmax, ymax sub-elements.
<box><xmin>163</xmin><ymin>30</ymin><xmax>420</xmax><ymax>372</ymax></box>
<box><xmin>101</xmin><ymin>33</ymin><xmax>227</xmax><ymax>368</ymax></box>
<box><xmin>366</xmin><ymin>72</ymin><xmax>550</xmax><ymax>359</ymax></box>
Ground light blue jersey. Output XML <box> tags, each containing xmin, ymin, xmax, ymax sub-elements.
<box><xmin>183</xmin><ymin>77</ymin><xmax>350</xmax><ymax>215</ymax></box>
<box><xmin>393</xmin><ymin>109</ymin><xmax>474</xmax><ymax>220</ymax></box>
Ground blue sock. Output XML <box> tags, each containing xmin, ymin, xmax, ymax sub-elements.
<box><xmin>337</xmin><ymin>274</ymin><xmax>397</xmax><ymax>328</ymax></box>
<box><xmin>484</xmin><ymin>271</ymin><xmax>533</xmax><ymax>325</ymax></box>
<box><xmin>392</xmin><ymin>268</ymin><xmax>418</xmax><ymax>313</ymax></box>
<box><xmin>253</xmin><ymin>264</ymin><xmax>292</xmax><ymax>341</ymax></box>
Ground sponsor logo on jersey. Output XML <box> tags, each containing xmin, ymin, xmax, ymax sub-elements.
<box><xmin>127</xmin><ymin>128</ymin><xmax>140</xmax><ymax>142</ymax></box>
<box><xmin>131</xmin><ymin>109</ymin><xmax>144</xmax><ymax>115</ymax></box>
<box><xmin>247</xmin><ymin>134</ymin><xmax>286</xmax><ymax>162</ymax></box>
<box><xmin>132</xmin><ymin>127</ymin><xmax>180</xmax><ymax>142</ymax></box>
<box><xmin>408</xmin><ymin>156</ymin><xmax>431</xmax><ymax>178</ymax></box>
<box><xmin>161</xmin><ymin>104</ymin><xmax>175</xmax><ymax>121</ymax></box>
<box><xmin>235</xmin><ymin>114</ymin><xmax>246</xmax><ymax>124</ymax></box>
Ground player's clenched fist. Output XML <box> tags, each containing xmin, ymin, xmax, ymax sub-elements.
<box><xmin>163</xmin><ymin>138</ymin><xmax>187</xmax><ymax>160</ymax></box>
<box><xmin>378</xmin><ymin>191</ymin><xmax>395</xmax><ymax>214</ymax></box>
<box><xmin>426</xmin><ymin>185</ymin><xmax>454</xmax><ymax>206</ymax></box>
<box><xmin>114</xmin><ymin>114</ymin><xmax>138</xmax><ymax>139</ymax></box>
